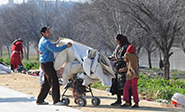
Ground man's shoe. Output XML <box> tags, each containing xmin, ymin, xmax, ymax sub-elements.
<box><xmin>55</xmin><ymin>101</ymin><xmax>66</xmax><ymax>106</ymax></box>
<box><xmin>37</xmin><ymin>101</ymin><xmax>49</xmax><ymax>105</ymax></box>
<box><xmin>111</xmin><ymin>101</ymin><xmax>121</xmax><ymax>106</ymax></box>
<box><xmin>120</xmin><ymin>102</ymin><xmax>131</xmax><ymax>107</ymax></box>
<box><xmin>131</xmin><ymin>104</ymin><xmax>139</xmax><ymax>108</ymax></box>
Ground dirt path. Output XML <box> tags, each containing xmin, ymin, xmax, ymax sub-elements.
<box><xmin>0</xmin><ymin>73</ymin><xmax>183</xmax><ymax>112</ymax></box>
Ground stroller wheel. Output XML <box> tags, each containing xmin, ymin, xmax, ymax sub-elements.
<box><xmin>74</xmin><ymin>98</ymin><xmax>78</xmax><ymax>104</ymax></box>
<box><xmin>91</xmin><ymin>97</ymin><xmax>100</xmax><ymax>106</ymax></box>
<box><xmin>61</xmin><ymin>98</ymin><xmax>70</xmax><ymax>106</ymax></box>
<box><xmin>78</xmin><ymin>97</ymin><xmax>87</xmax><ymax>107</ymax></box>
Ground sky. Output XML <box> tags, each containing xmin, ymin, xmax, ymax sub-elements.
<box><xmin>0</xmin><ymin>0</ymin><xmax>79</xmax><ymax>5</ymax></box>
<box><xmin>0</xmin><ymin>0</ymin><xmax>23</xmax><ymax>5</ymax></box>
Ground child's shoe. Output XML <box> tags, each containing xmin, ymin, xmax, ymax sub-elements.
<box><xmin>120</xmin><ymin>102</ymin><xmax>131</xmax><ymax>107</ymax></box>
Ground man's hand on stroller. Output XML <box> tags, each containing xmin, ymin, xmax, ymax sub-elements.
<box><xmin>67</xmin><ymin>42</ymin><xmax>72</xmax><ymax>48</ymax></box>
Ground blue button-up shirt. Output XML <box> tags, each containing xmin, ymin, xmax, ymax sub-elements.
<box><xmin>38</xmin><ymin>36</ymin><xmax>67</xmax><ymax>63</ymax></box>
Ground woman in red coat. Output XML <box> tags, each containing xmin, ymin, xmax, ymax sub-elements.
<box><xmin>10</xmin><ymin>38</ymin><xmax>24</xmax><ymax>71</ymax></box>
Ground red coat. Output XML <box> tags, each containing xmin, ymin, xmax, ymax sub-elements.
<box><xmin>10</xmin><ymin>41</ymin><xmax>23</xmax><ymax>70</ymax></box>
<box><xmin>11</xmin><ymin>41</ymin><xmax>23</xmax><ymax>55</ymax></box>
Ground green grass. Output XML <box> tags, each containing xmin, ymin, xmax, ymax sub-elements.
<box><xmin>91</xmin><ymin>82</ymin><xmax>109</xmax><ymax>90</ymax></box>
<box><xmin>22</xmin><ymin>57</ymin><xmax>39</xmax><ymax>64</ymax></box>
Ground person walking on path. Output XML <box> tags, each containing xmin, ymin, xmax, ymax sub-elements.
<box><xmin>10</xmin><ymin>38</ymin><xmax>24</xmax><ymax>72</ymax></box>
<box><xmin>108</xmin><ymin>34</ymin><xmax>132</xmax><ymax>106</ymax></box>
<box><xmin>119</xmin><ymin>45</ymin><xmax>139</xmax><ymax>108</ymax></box>
<box><xmin>36</xmin><ymin>26</ymin><xmax>72</xmax><ymax>105</ymax></box>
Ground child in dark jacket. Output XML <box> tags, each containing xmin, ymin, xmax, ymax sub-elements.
<box><xmin>119</xmin><ymin>45</ymin><xmax>139</xmax><ymax>108</ymax></box>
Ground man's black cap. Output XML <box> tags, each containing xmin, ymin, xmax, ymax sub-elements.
<box><xmin>40</xmin><ymin>26</ymin><xmax>51</xmax><ymax>33</ymax></box>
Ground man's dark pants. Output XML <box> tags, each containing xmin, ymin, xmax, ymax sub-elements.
<box><xmin>36</xmin><ymin>62</ymin><xmax>60</xmax><ymax>104</ymax></box>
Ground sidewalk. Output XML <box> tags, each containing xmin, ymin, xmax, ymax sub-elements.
<box><xmin>0</xmin><ymin>86</ymin><xmax>81</xmax><ymax>112</ymax></box>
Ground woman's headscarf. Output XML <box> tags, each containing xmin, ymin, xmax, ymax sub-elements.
<box><xmin>116</xmin><ymin>34</ymin><xmax>130</xmax><ymax>47</ymax></box>
<box><xmin>13</xmin><ymin>38</ymin><xmax>23</xmax><ymax>45</ymax></box>
<box><xmin>126</xmin><ymin>45</ymin><xmax>135</xmax><ymax>54</ymax></box>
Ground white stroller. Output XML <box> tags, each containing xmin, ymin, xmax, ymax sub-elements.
<box><xmin>54</xmin><ymin>38</ymin><xmax>115</xmax><ymax>106</ymax></box>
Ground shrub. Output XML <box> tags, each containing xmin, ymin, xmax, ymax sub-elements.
<box><xmin>0</xmin><ymin>58</ymin><xmax>10</xmax><ymax>66</ymax></box>
<box><xmin>23</xmin><ymin>62</ymin><xmax>39</xmax><ymax>70</ymax></box>
<box><xmin>138</xmin><ymin>73</ymin><xmax>185</xmax><ymax>102</ymax></box>
<box><xmin>4</xmin><ymin>59</ymin><xmax>10</xmax><ymax>66</ymax></box>
<box><xmin>0</xmin><ymin>57</ymin><xmax>39</xmax><ymax>70</ymax></box>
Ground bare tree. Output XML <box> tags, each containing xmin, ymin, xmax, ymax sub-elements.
<box><xmin>143</xmin><ymin>35</ymin><xmax>157</xmax><ymax>68</ymax></box>
<box><xmin>68</xmin><ymin>0</ymin><xmax>136</xmax><ymax>52</ymax></box>
<box><xmin>0</xmin><ymin>0</ymin><xmax>184</xmax><ymax>75</ymax></box>
<box><xmin>0</xmin><ymin>5</ymin><xmax>19</xmax><ymax>58</ymax></box>
<box><xmin>121</xmin><ymin>0</ymin><xmax>185</xmax><ymax>79</ymax></box>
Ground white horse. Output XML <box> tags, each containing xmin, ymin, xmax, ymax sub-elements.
<box><xmin>54</xmin><ymin>38</ymin><xmax>115</xmax><ymax>86</ymax></box>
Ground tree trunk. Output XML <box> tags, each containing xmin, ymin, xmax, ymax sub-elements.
<box><xmin>6</xmin><ymin>46</ymin><xmax>10</xmax><ymax>59</ymax></box>
<box><xmin>33</xmin><ymin>45</ymin><xmax>39</xmax><ymax>60</ymax></box>
<box><xmin>164</xmin><ymin>56</ymin><xmax>170</xmax><ymax>80</ymax></box>
<box><xmin>37</xmin><ymin>51</ymin><xmax>39</xmax><ymax>60</ymax></box>
<box><xmin>23</xmin><ymin>47</ymin><xmax>27</xmax><ymax>60</ymax></box>
<box><xmin>0</xmin><ymin>46</ymin><xmax>2</xmax><ymax>57</ymax></box>
<box><xmin>26</xmin><ymin>44</ymin><xmax>29</xmax><ymax>60</ymax></box>
<box><xmin>23</xmin><ymin>41</ymin><xmax>30</xmax><ymax>60</ymax></box>
<box><xmin>148</xmin><ymin>52</ymin><xmax>152</xmax><ymax>68</ymax></box>
<box><xmin>136</xmin><ymin>47</ymin><xmax>141</xmax><ymax>55</ymax></box>
<box><xmin>35</xmin><ymin>47</ymin><xmax>39</xmax><ymax>60</ymax></box>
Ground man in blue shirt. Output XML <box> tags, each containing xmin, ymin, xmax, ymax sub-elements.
<box><xmin>36</xmin><ymin>26</ymin><xmax>72</xmax><ymax>105</ymax></box>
